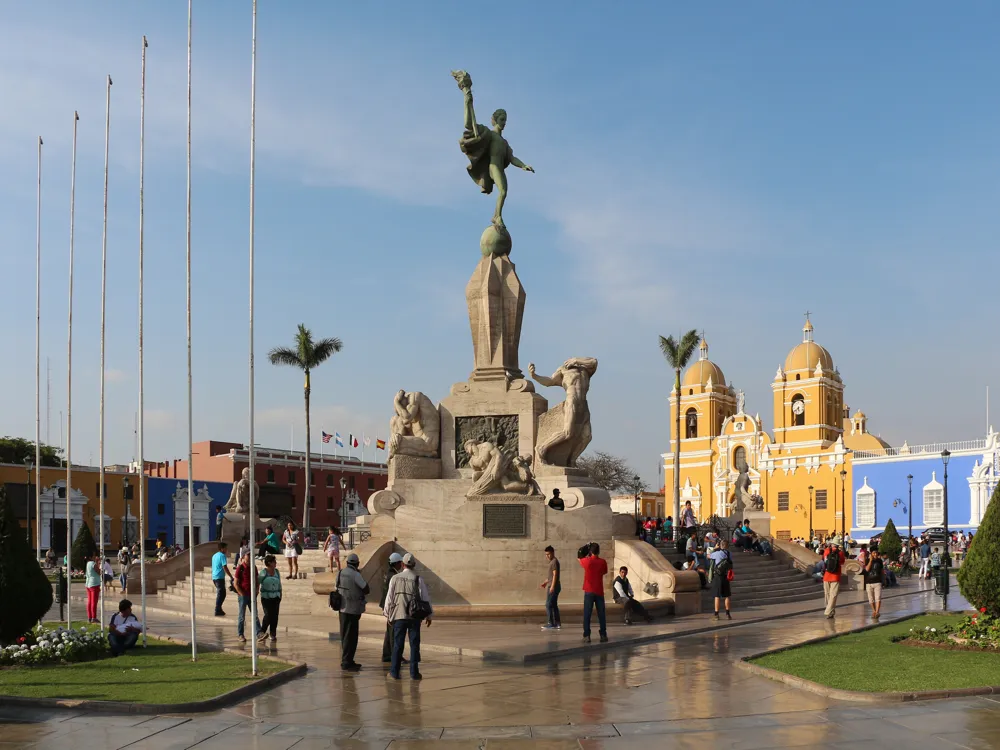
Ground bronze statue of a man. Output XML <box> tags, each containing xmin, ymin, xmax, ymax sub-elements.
<box><xmin>452</xmin><ymin>70</ymin><xmax>534</xmax><ymax>229</ymax></box>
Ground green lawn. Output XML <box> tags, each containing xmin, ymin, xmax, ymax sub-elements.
<box><xmin>752</xmin><ymin>614</ymin><xmax>1000</xmax><ymax>693</ymax></box>
<box><xmin>0</xmin><ymin>623</ymin><xmax>287</xmax><ymax>704</ymax></box>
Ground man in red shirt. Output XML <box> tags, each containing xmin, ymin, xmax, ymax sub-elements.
<box><xmin>822</xmin><ymin>542</ymin><xmax>846</xmax><ymax>619</ymax></box>
<box><xmin>579</xmin><ymin>543</ymin><xmax>609</xmax><ymax>643</ymax></box>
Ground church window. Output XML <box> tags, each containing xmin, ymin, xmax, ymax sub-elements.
<box><xmin>688</xmin><ymin>389</ymin><xmax>693</xmax><ymax>396</ymax></box>
<box><xmin>795</xmin><ymin>374</ymin><xmax>801</xmax><ymax>381</ymax></box>
<box><xmin>856</xmin><ymin>482</ymin><xmax>876</xmax><ymax>529</ymax></box>
<box><xmin>815</xmin><ymin>489</ymin><xmax>828</xmax><ymax>510</ymax></box>
<box><xmin>777</xmin><ymin>492</ymin><xmax>789</xmax><ymax>511</ymax></box>
<box><xmin>733</xmin><ymin>446</ymin><xmax>746</xmax><ymax>470</ymax></box>
<box><xmin>791</xmin><ymin>394</ymin><xmax>805</xmax><ymax>426</ymax></box>
<box><xmin>685</xmin><ymin>408</ymin><xmax>698</xmax><ymax>439</ymax></box>
<box><xmin>923</xmin><ymin>474</ymin><xmax>944</xmax><ymax>525</ymax></box>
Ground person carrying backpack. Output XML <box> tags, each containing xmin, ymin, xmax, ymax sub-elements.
<box><xmin>708</xmin><ymin>539</ymin><xmax>734</xmax><ymax>621</ymax></box>
<box><xmin>822</xmin><ymin>541</ymin><xmax>846</xmax><ymax>619</ymax></box>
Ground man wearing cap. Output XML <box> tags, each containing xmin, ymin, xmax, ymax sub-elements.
<box><xmin>822</xmin><ymin>541</ymin><xmax>846</xmax><ymax>619</ymax></box>
<box><xmin>337</xmin><ymin>552</ymin><xmax>370</xmax><ymax>672</ymax></box>
<box><xmin>380</xmin><ymin>552</ymin><xmax>405</xmax><ymax>664</ymax></box>
<box><xmin>383</xmin><ymin>552</ymin><xmax>433</xmax><ymax>680</ymax></box>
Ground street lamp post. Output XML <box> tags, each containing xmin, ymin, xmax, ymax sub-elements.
<box><xmin>807</xmin><ymin>485</ymin><xmax>814</xmax><ymax>543</ymax></box>
<box><xmin>839</xmin><ymin>468</ymin><xmax>847</xmax><ymax>540</ymax></box>
<box><xmin>906</xmin><ymin>474</ymin><xmax>913</xmax><ymax>543</ymax></box>
<box><xmin>24</xmin><ymin>457</ymin><xmax>33</xmax><ymax>547</ymax></box>
<box><xmin>123</xmin><ymin>476</ymin><xmax>131</xmax><ymax>548</ymax></box>
<box><xmin>339</xmin><ymin>476</ymin><xmax>347</xmax><ymax>534</ymax></box>
<box><xmin>633</xmin><ymin>474</ymin><xmax>641</xmax><ymax>527</ymax></box>
<box><xmin>941</xmin><ymin>450</ymin><xmax>951</xmax><ymax>568</ymax></box>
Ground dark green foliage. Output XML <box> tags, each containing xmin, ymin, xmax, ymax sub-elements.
<box><xmin>0</xmin><ymin>488</ymin><xmax>54</xmax><ymax>645</ymax></box>
<box><xmin>958</xmin><ymin>483</ymin><xmax>1000</xmax><ymax>616</ymax></box>
<box><xmin>879</xmin><ymin>518</ymin><xmax>903</xmax><ymax>561</ymax></box>
<box><xmin>0</xmin><ymin>437</ymin><xmax>62</xmax><ymax>467</ymax></box>
<box><xmin>70</xmin><ymin>522</ymin><xmax>98</xmax><ymax>572</ymax></box>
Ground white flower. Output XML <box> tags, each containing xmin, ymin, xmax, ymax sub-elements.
<box><xmin>931</xmin><ymin>628</ymin><xmax>937</xmax><ymax>633</ymax></box>
<box><xmin>925</xmin><ymin>626</ymin><xmax>930</xmax><ymax>631</ymax></box>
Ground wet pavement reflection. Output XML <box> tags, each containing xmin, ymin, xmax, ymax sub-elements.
<box><xmin>4</xmin><ymin>585</ymin><xmax>999</xmax><ymax>748</ymax></box>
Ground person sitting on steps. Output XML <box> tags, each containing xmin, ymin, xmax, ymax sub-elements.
<box><xmin>613</xmin><ymin>567</ymin><xmax>653</xmax><ymax>625</ymax></box>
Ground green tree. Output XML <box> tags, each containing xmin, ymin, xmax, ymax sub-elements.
<box><xmin>878</xmin><ymin>518</ymin><xmax>903</xmax><ymax>561</ymax></box>
<box><xmin>0</xmin><ymin>488</ymin><xmax>53</xmax><ymax>644</ymax></box>
<box><xmin>958</xmin><ymin>483</ymin><xmax>1000</xmax><ymax>616</ymax></box>
<box><xmin>658</xmin><ymin>330</ymin><xmax>701</xmax><ymax>524</ymax></box>
<box><xmin>268</xmin><ymin>324</ymin><xmax>343</xmax><ymax>530</ymax></box>
<box><xmin>70</xmin><ymin>522</ymin><xmax>98</xmax><ymax>572</ymax></box>
<box><xmin>0</xmin><ymin>437</ymin><xmax>62</xmax><ymax>467</ymax></box>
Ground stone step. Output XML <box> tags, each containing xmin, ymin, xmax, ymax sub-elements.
<box><xmin>155</xmin><ymin>590</ymin><xmax>313</xmax><ymax>615</ymax></box>
<box><xmin>723</xmin><ymin>579</ymin><xmax>822</xmax><ymax>596</ymax></box>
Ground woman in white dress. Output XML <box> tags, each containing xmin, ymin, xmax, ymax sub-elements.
<box><xmin>282</xmin><ymin>521</ymin><xmax>303</xmax><ymax>579</ymax></box>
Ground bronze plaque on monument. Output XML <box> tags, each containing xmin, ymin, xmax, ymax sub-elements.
<box><xmin>483</xmin><ymin>504</ymin><xmax>528</xmax><ymax>538</ymax></box>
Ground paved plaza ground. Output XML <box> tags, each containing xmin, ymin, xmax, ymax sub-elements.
<box><xmin>4</xmin><ymin>583</ymin><xmax>1000</xmax><ymax>748</ymax></box>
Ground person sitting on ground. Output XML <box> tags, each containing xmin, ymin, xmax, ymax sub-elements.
<box><xmin>685</xmin><ymin>530</ymin><xmax>699</xmax><ymax>559</ymax></box>
<box><xmin>108</xmin><ymin>599</ymin><xmax>143</xmax><ymax>656</ymax></box>
<box><xmin>683</xmin><ymin>552</ymin><xmax>708</xmax><ymax>589</ymax></box>
<box><xmin>613</xmin><ymin>567</ymin><xmax>653</xmax><ymax>625</ymax></box>
<box><xmin>256</xmin><ymin>525</ymin><xmax>281</xmax><ymax>558</ymax></box>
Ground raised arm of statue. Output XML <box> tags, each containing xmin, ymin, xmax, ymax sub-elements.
<box><xmin>452</xmin><ymin>70</ymin><xmax>478</xmax><ymax>136</ymax></box>
<box><xmin>528</xmin><ymin>363</ymin><xmax>562</xmax><ymax>388</ymax></box>
<box><xmin>510</xmin><ymin>154</ymin><xmax>534</xmax><ymax>173</ymax></box>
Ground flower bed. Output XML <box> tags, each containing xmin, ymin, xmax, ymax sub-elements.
<box><xmin>894</xmin><ymin>608</ymin><xmax>1000</xmax><ymax>651</ymax></box>
<box><xmin>0</xmin><ymin>625</ymin><xmax>108</xmax><ymax>666</ymax></box>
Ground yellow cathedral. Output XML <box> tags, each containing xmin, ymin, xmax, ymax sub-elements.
<box><xmin>662</xmin><ymin>319</ymin><xmax>889</xmax><ymax>541</ymax></box>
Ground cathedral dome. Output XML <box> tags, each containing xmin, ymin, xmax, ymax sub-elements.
<box><xmin>783</xmin><ymin>319</ymin><xmax>834</xmax><ymax>375</ymax></box>
<box><xmin>682</xmin><ymin>338</ymin><xmax>726</xmax><ymax>388</ymax></box>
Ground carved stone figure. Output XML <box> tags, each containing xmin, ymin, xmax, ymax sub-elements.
<box><xmin>452</xmin><ymin>70</ymin><xmax>534</xmax><ymax>238</ymax></box>
<box><xmin>732</xmin><ymin>453</ymin><xmax>751</xmax><ymax>514</ymax></box>
<box><xmin>464</xmin><ymin>439</ymin><xmax>540</xmax><ymax>496</ymax></box>
<box><xmin>224</xmin><ymin>467</ymin><xmax>259</xmax><ymax>514</ymax></box>
<box><xmin>389</xmin><ymin>390</ymin><xmax>440</xmax><ymax>459</ymax></box>
<box><xmin>736</xmin><ymin>389</ymin><xmax>745</xmax><ymax>415</ymax></box>
<box><xmin>529</xmin><ymin>357</ymin><xmax>598</xmax><ymax>467</ymax></box>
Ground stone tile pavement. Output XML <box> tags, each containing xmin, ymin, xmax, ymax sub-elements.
<box><xmin>6</xmin><ymin>580</ymin><xmax>999</xmax><ymax>748</ymax></box>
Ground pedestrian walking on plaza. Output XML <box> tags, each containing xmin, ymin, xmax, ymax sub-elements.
<box><xmin>613</xmin><ymin>566</ymin><xmax>652</xmax><ymax>625</ymax></box>
<box><xmin>864</xmin><ymin>546</ymin><xmax>884</xmax><ymax>621</ymax></box>
<box><xmin>85</xmin><ymin>552</ymin><xmax>102</xmax><ymax>623</ymax></box>
<box><xmin>918</xmin><ymin>538</ymin><xmax>932</xmax><ymax>578</ymax></box>
<box><xmin>215</xmin><ymin>505</ymin><xmax>225</xmax><ymax>540</ymax></box>
<box><xmin>380</xmin><ymin>552</ymin><xmax>405</xmax><ymax>663</ymax></box>
<box><xmin>212</xmin><ymin>541</ymin><xmax>234</xmax><ymax>617</ymax></box>
<box><xmin>257</xmin><ymin>554</ymin><xmax>282</xmax><ymax>644</ymax></box>
<box><xmin>283</xmin><ymin>522</ymin><xmax>303</xmax><ymax>579</ymax></box>
<box><xmin>324</xmin><ymin>526</ymin><xmax>343</xmax><ymax>572</ymax></box>
<box><xmin>540</xmin><ymin>546</ymin><xmax>561</xmax><ymax>630</ymax></box>
<box><xmin>579</xmin><ymin>542</ymin><xmax>608</xmax><ymax>643</ymax></box>
<box><xmin>337</xmin><ymin>552</ymin><xmax>370</xmax><ymax>672</ymax></box>
<box><xmin>709</xmin><ymin>539</ymin><xmax>733</xmax><ymax>621</ymax></box>
<box><xmin>234</xmin><ymin>553</ymin><xmax>261</xmax><ymax>643</ymax></box>
<box><xmin>383</xmin><ymin>553</ymin><xmax>432</xmax><ymax>680</ymax></box>
<box><xmin>822</xmin><ymin>541</ymin><xmax>846</xmax><ymax>619</ymax></box>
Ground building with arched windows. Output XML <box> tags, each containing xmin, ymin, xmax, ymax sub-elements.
<box><xmin>664</xmin><ymin>318</ymin><xmax>895</xmax><ymax>541</ymax></box>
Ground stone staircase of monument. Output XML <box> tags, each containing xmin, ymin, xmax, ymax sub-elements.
<box><xmin>154</xmin><ymin>550</ymin><xmax>331</xmax><ymax>617</ymax></box>
<box><xmin>653</xmin><ymin>541</ymin><xmax>825</xmax><ymax>609</ymax></box>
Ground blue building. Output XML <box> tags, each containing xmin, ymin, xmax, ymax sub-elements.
<box><xmin>147</xmin><ymin>477</ymin><xmax>234</xmax><ymax>546</ymax></box>
<box><xmin>851</xmin><ymin>432</ymin><xmax>1000</xmax><ymax>541</ymax></box>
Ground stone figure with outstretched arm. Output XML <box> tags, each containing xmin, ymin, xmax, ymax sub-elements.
<box><xmin>452</xmin><ymin>70</ymin><xmax>534</xmax><ymax>230</ymax></box>
<box><xmin>528</xmin><ymin>357</ymin><xmax>598</xmax><ymax>467</ymax></box>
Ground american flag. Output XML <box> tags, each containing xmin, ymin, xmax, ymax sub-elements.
<box><xmin>322</xmin><ymin>431</ymin><xmax>332</xmax><ymax>444</ymax></box>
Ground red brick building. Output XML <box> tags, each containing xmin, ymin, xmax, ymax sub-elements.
<box><xmin>145</xmin><ymin>440</ymin><xmax>388</xmax><ymax>530</ymax></box>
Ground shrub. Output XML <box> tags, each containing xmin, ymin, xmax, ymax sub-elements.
<box><xmin>0</xmin><ymin>625</ymin><xmax>108</xmax><ymax>666</ymax></box>
<box><xmin>70</xmin><ymin>522</ymin><xmax>98</xmax><ymax>572</ymax></box>
<box><xmin>958</xmin><ymin>483</ymin><xmax>1000</xmax><ymax>616</ymax></box>
<box><xmin>0</xmin><ymin>488</ymin><xmax>54</xmax><ymax>645</ymax></box>
<box><xmin>879</xmin><ymin>518</ymin><xmax>903</xmax><ymax>562</ymax></box>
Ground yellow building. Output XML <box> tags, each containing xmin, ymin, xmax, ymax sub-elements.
<box><xmin>664</xmin><ymin>319</ymin><xmax>889</xmax><ymax>540</ymax></box>
<box><xmin>2</xmin><ymin>463</ymin><xmax>149</xmax><ymax>555</ymax></box>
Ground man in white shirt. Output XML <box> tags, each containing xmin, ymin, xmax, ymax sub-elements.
<box><xmin>383</xmin><ymin>553</ymin><xmax>432</xmax><ymax>681</ymax></box>
<box><xmin>612</xmin><ymin>567</ymin><xmax>652</xmax><ymax>625</ymax></box>
<box><xmin>108</xmin><ymin>599</ymin><xmax>143</xmax><ymax>656</ymax></box>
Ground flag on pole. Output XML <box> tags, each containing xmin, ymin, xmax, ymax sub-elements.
<box><xmin>335</xmin><ymin>432</ymin><xmax>344</xmax><ymax>447</ymax></box>
<box><xmin>350</xmin><ymin>434</ymin><xmax>360</xmax><ymax>448</ymax></box>
<box><xmin>364</xmin><ymin>435</ymin><xmax>371</xmax><ymax>447</ymax></box>
<box><xmin>322</xmin><ymin>431</ymin><xmax>333</xmax><ymax>444</ymax></box>
<box><xmin>376</xmin><ymin>437</ymin><xmax>386</xmax><ymax>451</ymax></box>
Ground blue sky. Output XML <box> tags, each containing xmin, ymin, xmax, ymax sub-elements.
<box><xmin>2</xmin><ymin>2</ymin><xmax>999</xmax><ymax>485</ymax></box>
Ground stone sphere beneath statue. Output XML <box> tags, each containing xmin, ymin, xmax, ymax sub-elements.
<box><xmin>480</xmin><ymin>224</ymin><xmax>513</xmax><ymax>257</ymax></box>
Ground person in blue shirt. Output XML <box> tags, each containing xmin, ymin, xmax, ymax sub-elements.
<box><xmin>211</xmin><ymin>542</ymin><xmax>234</xmax><ymax>616</ymax></box>
<box><xmin>215</xmin><ymin>506</ymin><xmax>226</xmax><ymax>540</ymax></box>
<box><xmin>919</xmin><ymin>540</ymin><xmax>932</xmax><ymax>579</ymax></box>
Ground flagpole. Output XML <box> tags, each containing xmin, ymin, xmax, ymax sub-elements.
<box><xmin>248</xmin><ymin>0</ymin><xmax>259</xmax><ymax>677</ymax></box>
<box><xmin>35</xmin><ymin>135</ymin><xmax>43</xmax><ymax>563</ymax></box>
<box><xmin>98</xmin><ymin>74</ymin><xmax>113</xmax><ymax>633</ymax></box>
<box><xmin>185</xmin><ymin>0</ymin><xmax>198</xmax><ymax>661</ymax></box>
<box><xmin>66</xmin><ymin>110</ymin><xmax>79</xmax><ymax>630</ymax></box>
<box><xmin>138</xmin><ymin>35</ymin><xmax>149</xmax><ymax>647</ymax></box>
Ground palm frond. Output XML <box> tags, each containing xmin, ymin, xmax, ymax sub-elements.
<box><xmin>658</xmin><ymin>330</ymin><xmax>700</xmax><ymax>369</ymax></box>
<box><xmin>305</xmin><ymin>337</ymin><xmax>343</xmax><ymax>368</ymax></box>
<box><xmin>677</xmin><ymin>329</ymin><xmax>701</xmax><ymax>367</ymax></box>
<box><xmin>268</xmin><ymin>347</ymin><xmax>304</xmax><ymax>368</ymax></box>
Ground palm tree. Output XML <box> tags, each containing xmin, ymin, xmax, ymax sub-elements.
<box><xmin>268</xmin><ymin>324</ymin><xmax>343</xmax><ymax>530</ymax></box>
<box><xmin>659</xmin><ymin>330</ymin><xmax>701</xmax><ymax>527</ymax></box>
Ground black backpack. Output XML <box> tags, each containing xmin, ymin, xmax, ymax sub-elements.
<box><xmin>329</xmin><ymin>571</ymin><xmax>343</xmax><ymax>611</ymax></box>
<box><xmin>824</xmin><ymin>551</ymin><xmax>841</xmax><ymax>576</ymax></box>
